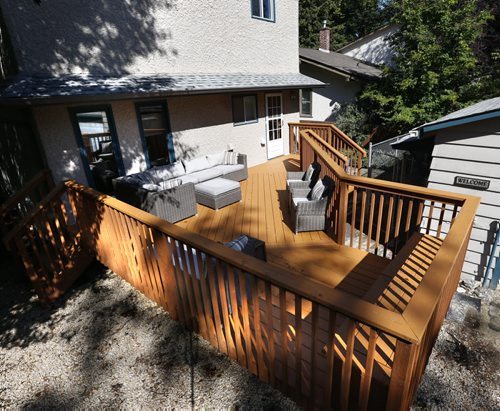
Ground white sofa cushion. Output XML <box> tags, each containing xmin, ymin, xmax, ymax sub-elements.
<box><xmin>159</xmin><ymin>179</ymin><xmax>182</xmax><ymax>190</ymax></box>
<box><xmin>206</xmin><ymin>151</ymin><xmax>226</xmax><ymax>167</ymax></box>
<box><xmin>223</xmin><ymin>151</ymin><xmax>239</xmax><ymax>165</ymax></box>
<box><xmin>183</xmin><ymin>155</ymin><xmax>211</xmax><ymax>174</ymax></box>
<box><xmin>148</xmin><ymin>161</ymin><xmax>185</xmax><ymax>182</ymax></box>
<box><xmin>195</xmin><ymin>177</ymin><xmax>240</xmax><ymax>196</ymax></box>
<box><xmin>189</xmin><ymin>168</ymin><xmax>223</xmax><ymax>183</ymax></box>
<box><xmin>142</xmin><ymin>183</ymin><xmax>162</xmax><ymax>192</ymax></box>
<box><xmin>212</xmin><ymin>164</ymin><xmax>244</xmax><ymax>176</ymax></box>
<box><xmin>179</xmin><ymin>174</ymin><xmax>200</xmax><ymax>184</ymax></box>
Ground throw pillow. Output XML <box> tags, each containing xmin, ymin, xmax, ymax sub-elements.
<box><xmin>224</xmin><ymin>151</ymin><xmax>239</xmax><ymax>165</ymax></box>
<box><xmin>183</xmin><ymin>155</ymin><xmax>211</xmax><ymax>174</ymax></box>
<box><xmin>159</xmin><ymin>179</ymin><xmax>182</xmax><ymax>190</ymax></box>
<box><xmin>311</xmin><ymin>179</ymin><xmax>325</xmax><ymax>200</ymax></box>
<box><xmin>206</xmin><ymin>151</ymin><xmax>226</xmax><ymax>167</ymax></box>
<box><xmin>304</xmin><ymin>164</ymin><xmax>314</xmax><ymax>181</ymax></box>
<box><xmin>142</xmin><ymin>183</ymin><xmax>161</xmax><ymax>192</ymax></box>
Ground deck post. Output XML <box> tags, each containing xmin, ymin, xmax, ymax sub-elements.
<box><xmin>336</xmin><ymin>180</ymin><xmax>348</xmax><ymax>245</ymax></box>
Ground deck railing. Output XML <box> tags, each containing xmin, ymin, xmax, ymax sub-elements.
<box><xmin>289</xmin><ymin>121</ymin><xmax>366</xmax><ymax>175</ymax></box>
<box><xmin>1</xmin><ymin>169</ymin><xmax>54</xmax><ymax>246</ymax></box>
<box><xmin>6</xmin><ymin>129</ymin><xmax>478</xmax><ymax>409</ymax></box>
<box><xmin>299</xmin><ymin>129</ymin><xmax>479</xmax><ymax>408</ymax></box>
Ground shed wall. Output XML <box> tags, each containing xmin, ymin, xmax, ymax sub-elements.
<box><xmin>426</xmin><ymin>118</ymin><xmax>500</xmax><ymax>282</ymax></box>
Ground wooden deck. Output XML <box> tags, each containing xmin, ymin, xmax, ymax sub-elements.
<box><xmin>176</xmin><ymin>155</ymin><xmax>392</xmax><ymax>303</ymax></box>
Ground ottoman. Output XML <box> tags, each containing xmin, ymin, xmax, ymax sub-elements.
<box><xmin>195</xmin><ymin>177</ymin><xmax>241</xmax><ymax>210</ymax></box>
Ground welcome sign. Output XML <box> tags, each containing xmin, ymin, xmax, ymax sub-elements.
<box><xmin>453</xmin><ymin>176</ymin><xmax>490</xmax><ymax>191</ymax></box>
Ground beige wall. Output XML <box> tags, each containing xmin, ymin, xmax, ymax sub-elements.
<box><xmin>33</xmin><ymin>90</ymin><xmax>300</xmax><ymax>185</ymax></box>
<box><xmin>426</xmin><ymin>118</ymin><xmax>500</xmax><ymax>282</ymax></box>
<box><xmin>169</xmin><ymin>91</ymin><xmax>299</xmax><ymax>167</ymax></box>
<box><xmin>299</xmin><ymin>63</ymin><xmax>362</xmax><ymax>121</ymax></box>
<box><xmin>1</xmin><ymin>0</ymin><xmax>299</xmax><ymax>76</ymax></box>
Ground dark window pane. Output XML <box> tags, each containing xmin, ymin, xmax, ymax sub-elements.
<box><xmin>233</xmin><ymin>95</ymin><xmax>257</xmax><ymax>124</ymax></box>
<box><xmin>300</xmin><ymin>89</ymin><xmax>312</xmax><ymax>116</ymax></box>
<box><xmin>251</xmin><ymin>0</ymin><xmax>261</xmax><ymax>17</ymax></box>
<box><xmin>263</xmin><ymin>0</ymin><xmax>272</xmax><ymax>19</ymax></box>
<box><xmin>138</xmin><ymin>105</ymin><xmax>169</xmax><ymax>165</ymax></box>
<box><xmin>232</xmin><ymin>96</ymin><xmax>245</xmax><ymax>123</ymax></box>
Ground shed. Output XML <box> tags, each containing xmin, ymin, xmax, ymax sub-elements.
<box><xmin>392</xmin><ymin>97</ymin><xmax>500</xmax><ymax>283</ymax></box>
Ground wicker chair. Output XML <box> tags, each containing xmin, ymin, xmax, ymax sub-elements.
<box><xmin>286</xmin><ymin>162</ymin><xmax>320</xmax><ymax>190</ymax></box>
<box><xmin>289</xmin><ymin>176</ymin><xmax>333</xmax><ymax>234</ymax></box>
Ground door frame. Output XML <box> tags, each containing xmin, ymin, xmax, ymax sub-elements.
<box><xmin>69</xmin><ymin>105</ymin><xmax>125</xmax><ymax>187</ymax></box>
<box><xmin>265</xmin><ymin>92</ymin><xmax>284</xmax><ymax>160</ymax></box>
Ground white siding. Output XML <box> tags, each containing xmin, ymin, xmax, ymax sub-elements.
<box><xmin>339</xmin><ymin>25</ymin><xmax>398</xmax><ymax>67</ymax></box>
<box><xmin>0</xmin><ymin>0</ymin><xmax>299</xmax><ymax>76</ymax></box>
<box><xmin>426</xmin><ymin>118</ymin><xmax>500</xmax><ymax>282</ymax></box>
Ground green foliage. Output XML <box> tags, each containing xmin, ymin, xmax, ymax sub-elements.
<box><xmin>299</xmin><ymin>0</ymin><xmax>393</xmax><ymax>51</ymax></box>
<box><xmin>330</xmin><ymin>104</ymin><xmax>371</xmax><ymax>145</ymax></box>
<box><xmin>360</xmin><ymin>0</ymin><xmax>493</xmax><ymax>136</ymax></box>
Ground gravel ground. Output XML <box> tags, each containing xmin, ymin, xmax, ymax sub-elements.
<box><xmin>1</xmin><ymin>257</ymin><xmax>499</xmax><ymax>409</ymax></box>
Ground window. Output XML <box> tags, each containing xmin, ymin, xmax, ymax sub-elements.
<box><xmin>251</xmin><ymin>0</ymin><xmax>275</xmax><ymax>21</ymax></box>
<box><xmin>70</xmin><ymin>106</ymin><xmax>124</xmax><ymax>193</ymax></box>
<box><xmin>136</xmin><ymin>103</ymin><xmax>173</xmax><ymax>167</ymax></box>
<box><xmin>300</xmin><ymin>89</ymin><xmax>312</xmax><ymax>117</ymax></box>
<box><xmin>232</xmin><ymin>95</ymin><xmax>258</xmax><ymax>125</ymax></box>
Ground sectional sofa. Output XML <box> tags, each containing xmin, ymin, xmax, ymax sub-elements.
<box><xmin>112</xmin><ymin>151</ymin><xmax>247</xmax><ymax>223</ymax></box>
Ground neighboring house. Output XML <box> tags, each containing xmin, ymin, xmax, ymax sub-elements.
<box><xmin>298</xmin><ymin>24</ymin><xmax>383</xmax><ymax>122</ymax></box>
<box><xmin>336</xmin><ymin>24</ymin><xmax>398</xmax><ymax>67</ymax></box>
<box><xmin>392</xmin><ymin>97</ymin><xmax>500</xmax><ymax>283</ymax></box>
<box><xmin>0</xmin><ymin>0</ymin><xmax>323</xmax><ymax>192</ymax></box>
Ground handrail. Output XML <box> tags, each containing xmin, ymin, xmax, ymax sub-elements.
<box><xmin>3</xmin><ymin>182</ymin><xmax>66</xmax><ymax>248</ymax></box>
<box><xmin>0</xmin><ymin>169</ymin><xmax>54</xmax><ymax>219</ymax></box>
<box><xmin>288</xmin><ymin>121</ymin><xmax>367</xmax><ymax>156</ymax></box>
<box><xmin>306</xmin><ymin>129</ymin><xmax>349</xmax><ymax>167</ymax></box>
<box><xmin>65</xmin><ymin>180</ymin><xmax>418</xmax><ymax>343</ymax></box>
<box><xmin>303</xmin><ymin>130</ymin><xmax>466</xmax><ymax>205</ymax></box>
<box><xmin>300</xmin><ymin>127</ymin><xmax>479</xmax><ymax>337</ymax></box>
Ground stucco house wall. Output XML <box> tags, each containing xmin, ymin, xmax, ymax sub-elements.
<box><xmin>299</xmin><ymin>63</ymin><xmax>362</xmax><ymax>121</ymax></box>
<box><xmin>0</xmin><ymin>0</ymin><xmax>299</xmax><ymax>76</ymax></box>
<box><xmin>426</xmin><ymin>118</ymin><xmax>500</xmax><ymax>282</ymax></box>
<box><xmin>169</xmin><ymin>91</ymin><xmax>298</xmax><ymax>167</ymax></box>
<box><xmin>33</xmin><ymin>90</ymin><xmax>299</xmax><ymax>185</ymax></box>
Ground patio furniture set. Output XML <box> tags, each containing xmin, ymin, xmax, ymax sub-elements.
<box><xmin>112</xmin><ymin>151</ymin><xmax>247</xmax><ymax>223</ymax></box>
<box><xmin>286</xmin><ymin>162</ymin><xmax>333</xmax><ymax>234</ymax></box>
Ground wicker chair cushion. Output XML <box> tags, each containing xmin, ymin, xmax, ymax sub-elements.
<box><xmin>212</xmin><ymin>164</ymin><xmax>245</xmax><ymax>176</ymax></box>
<box><xmin>292</xmin><ymin>197</ymin><xmax>308</xmax><ymax>207</ymax></box>
<box><xmin>188</xmin><ymin>168</ymin><xmax>223</xmax><ymax>183</ymax></box>
<box><xmin>304</xmin><ymin>164</ymin><xmax>315</xmax><ymax>181</ymax></box>
<box><xmin>311</xmin><ymin>179</ymin><xmax>325</xmax><ymax>200</ymax></box>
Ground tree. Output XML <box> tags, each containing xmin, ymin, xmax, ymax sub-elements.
<box><xmin>299</xmin><ymin>0</ymin><xmax>394</xmax><ymax>51</ymax></box>
<box><xmin>360</xmin><ymin>0</ymin><xmax>492</xmax><ymax>137</ymax></box>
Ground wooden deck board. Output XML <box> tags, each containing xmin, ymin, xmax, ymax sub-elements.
<box><xmin>177</xmin><ymin>155</ymin><xmax>391</xmax><ymax>303</ymax></box>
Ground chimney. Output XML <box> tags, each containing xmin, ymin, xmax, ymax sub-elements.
<box><xmin>319</xmin><ymin>20</ymin><xmax>330</xmax><ymax>52</ymax></box>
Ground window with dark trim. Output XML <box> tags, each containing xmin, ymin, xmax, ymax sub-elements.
<box><xmin>136</xmin><ymin>103</ymin><xmax>172</xmax><ymax>167</ymax></box>
<box><xmin>300</xmin><ymin>89</ymin><xmax>313</xmax><ymax>117</ymax></box>
<box><xmin>251</xmin><ymin>0</ymin><xmax>275</xmax><ymax>22</ymax></box>
<box><xmin>232</xmin><ymin>95</ymin><xmax>258</xmax><ymax>125</ymax></box>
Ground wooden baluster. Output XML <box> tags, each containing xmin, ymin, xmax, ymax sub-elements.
<box><xmin>383</xmin><ymin>196</ymin><xmax>394</xmax><ymax>259</ymax></box>
<box><xmin>324</xmin><ymin>311</ymin><xmax>337</xmax><ymax>408</ymax></box>
<box><xmin>227</xmin><ymin>264</ymin><xmax>246</xmax><ymax>367</ymax></box>
<box><xmin>359</xmin><ymin>328</ymin><xmax>378</xmax><ymax>410</ymax></box>
<box><xmin>237</xmin><ymin>269</ymin><xmax>256</xmax><ymax>374</ymax></box>
<box><xmin>206</xmin><ymin>254</ymin><xmax>228</xmax><ymax>354</ymax></box>
<box><xmin>340</xmin><ymin>319</ymin><xmax>356</xmax><ymax>411</ymax></box>
<box><xmin>265</xmin><ymin>282</ymin><xmax>276</xmax><ymax>386</ymax></box>
<box><xmin>393</xmin><ymin>197</ymin><xmax>404</xmax><ymax>255</ymax></box>
<box><xmin>436</xmin><ymin>202</ymin><xmax>447</xmax><ymax>238</ymax></box>
<box><xmin>294</xmin><ymin>296</ymin><xmax>303</xmax><ymax>400</ymax></box>
<box><xmin>366</xmin><ymin>192</ymin><xmax>375</xmax><ymax>252</ymax></box>
<box><xmin>350</xmin><ymin>189</ymin><xmax>358</xmax><ymax>248</ymax></box>
<box><xmin>279</xmin><ymin>288</ymin><xmax>289</xmax><ymax>394</ymax></box>
<box><xmin>426</xmin><ymin>201</ymin><xmax>435</xmax><ymax>235</ymax></box>
<box><xmin>251</xmin><ymin>276</ymin><xmax>267</xmax><ymax>382</ymax></box>
<box><xmin>358</xmin><ymin>191</ymin><xmax>367</xmax><ymax>249</ymax></box>
<box><xmin>374</xmin><ymin>194</ymin><xmax>384</xmax><ymax>256</ymax></box>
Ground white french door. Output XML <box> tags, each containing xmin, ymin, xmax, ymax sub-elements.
<box><xmin>265</xmin><ymin>93</ymin><xmax>284</xmax><ymax>159</ymax></box>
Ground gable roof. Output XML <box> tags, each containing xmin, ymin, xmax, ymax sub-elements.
<box><xmin>0</xmin><ymin>73</ymin><xmax>325</xmax><ymax>105</ymax></box>
<box><xmin>299</xmin><ymin>48</ymin><xmax>383</xmax><ymax>81</ymax></box>
<box><xmin>336</xmin><ymin>24</ymin><xmax>399</xmax><ymax>54</ymax></box>
<box><xmin>419</xmin><ymin>96</ymin><xmax>500</xmax><ymax>133</ymax></box>
<box><xmin>391</xmin><ymin>96</ymin><xmax>500</xmax><ymax>149</ymax></box>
